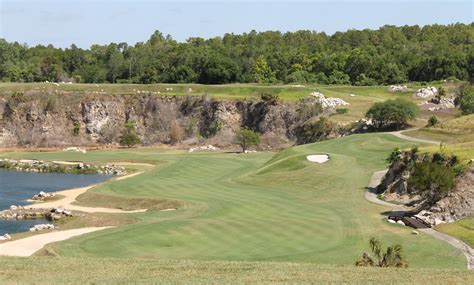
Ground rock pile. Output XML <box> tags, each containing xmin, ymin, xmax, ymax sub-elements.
<box><xmin>48</xmin><ymin>207</ymin><xmax>73</xmax><ymax>221</ymax></box>
<box><xmin>189</xmin><ymin>145</ymin><xmax>219</xmax><ymax>153</ymax></box>
<box><xmin>415</xmin><ymin>87</ymin><xmax>438</xmax><ymax>98</ymax></box>
<box><xmin>98</xmin><ymin>164</ymin><xmax>126</xmax><ymax>175</ymax></box>
<box><xmin>0</xmin><ymin>158</ymin><xmax>125</xmax><ymax>176</ymax></box>
<box><xmin>31</xmin><ymin>191</ymin><xmax>56</xmax><ymax>201</ymax></box>
<box><xmin>388</xmin><ymin>85</ymin><xmax>408</xmax><ymax>92</ymax></box>
<box><xmin>1</xmin><ymin>206</ymin><xmax>47</xmax><ymax>220</ymax></box>
<box><xmin>428</xmin><ymin>97</ymin><xmax>456</xmax><ymax>111</ymax></box>
<box><xmin>309</xmin><ymin>92</ymin><xmax>349</xmax><ymax>108</ymax></box>
<box><xmin>29</xmin><ymin>224</ymin><xmax>55</xmax><ymax>232</ymax></box>
<box><xmin>0</xmin><ymin>234</ymin><xmax>11</xmax><ymax>241</ymax></box>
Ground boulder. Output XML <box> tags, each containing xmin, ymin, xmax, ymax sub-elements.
<box><xmin>396</xmin><ymin>220</ymin><xmax>406</xmax><ymax>226</ymax></box>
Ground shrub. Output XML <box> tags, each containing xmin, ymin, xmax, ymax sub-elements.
<box><xmin>260</xmin><ymin>93</ymin><xmax>279</xmax><ymax>105</ymax></box>
<box><xmin>456</xmin><ymin>85</ymin><xmax>474</xmax><ymax>115</ymax></box>
<box><xmin>72</xmin><ymin>122</ymin><xmax>80</xmax><ymax>136</ymax></box>
<box><xmin>408</xmin><ymin>161</ymin><xmax>455</xmax><ymax>199</ymax></box>
<box><xmin>6</xmin><ymin>92</ymin><xmax>25</xmax><ymax>113</ymax></box>
<box><xmin>335</xmin><ymin>108</ymin><xmax>348</xmax><ymax>114</ymax></box>
<box><xmin>119</xmin><ymin>122</ymin><xmax>141</xmax><ymax>147</ymax></box>
<box><xmin>44</xmin><ymin>95</ymin><xmax>57</xmax><ymax>113</ymax></box>
<box><xmin>295</xmin><ymin>117</ymin><xmax>336</xmax><ymax>144</ymax></box>
<box><xmin>355</xmin><ymin>237</ymin><xmax>408</xmax><ymax>268</ymax></box>
<box><xmin>169</xmin><ymin>123</ymin><xmax>184</xmax><ymax>145</ymax></box>
<box><xmin>235</xmin><ymin>127</ymin><xmax>260</xmax><ymax>152</ymax></box>
<box><xmin>365</xmin><ymin>98</ymin><xmax>419</xmax><ymax>130</ymax></box>
<box><xmin>387</xmin><ymin>147</ymin><xmax>402</xmax><ymax>163</ymax></box>
<box><xmin>427</xmin><ymin>116</ymin><xmax>439</xmax><ymax>127</ymax></box>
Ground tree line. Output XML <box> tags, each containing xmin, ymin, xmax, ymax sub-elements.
<box><xmin>0</xmin><ymin>23</ymin><xmax>472</xmax><ymax>85</ymax></box>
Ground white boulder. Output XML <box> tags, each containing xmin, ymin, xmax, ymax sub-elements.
<box><xmin>309</xmin><ymin>92</ymin><xmax>349</xmax><ymax>108</ymax></box>
<box><xmin>415</xmin><ymin>87</ymin><xmax>438</xmax><ymax>98</ymax></box>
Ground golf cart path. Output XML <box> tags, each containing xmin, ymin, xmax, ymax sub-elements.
<box><xmin>366</xmin><ymin>170</ymin><xmax>474</xmax><ymax>270</ymax></box>
<box><xmin>26</xmin><ymin>171</ymin><xmax>147</xmax><ymax>213</ymax></box>
<box><xmin>386</xmin><ymin>129</ymin><xmax>439</xmax><ymax>145</ymax></box>
<box><xmin>0</xmin><ymin>227</ymin><xmax>112</xmax><ymax>257</ymax></box>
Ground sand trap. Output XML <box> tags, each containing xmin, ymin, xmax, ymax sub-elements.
<box><xmin>26</xmin><ymin>172</ymin><xmax>146</xmax><ymax>213</ymax></box>
<box><xmin>306</xmin><ymin>154</ymin><xmax>330</xmax><ymax>164</ymax></box>
<box><xmin>0</xmin><ymin>227</ymin><xmax>112</xmax><ymax>257</ymax></box>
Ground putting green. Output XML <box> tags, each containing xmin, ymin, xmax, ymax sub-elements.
<box><xmin>1</xmin><ymin>134</ymin><xmax>467</xmax><ymax>268</ymax></box>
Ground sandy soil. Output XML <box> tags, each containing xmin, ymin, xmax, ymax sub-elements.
<box><xmin>26</xmin><ymin>172</ymin><xmax>146</xmax><ymax>213</ymax></box>
<box><xmin>306</xmin><ymin>154</ymin><xmax>330</xmax><ymax>164</ymax></box>
<box><xmin>0</xmin><ymin>227</ymin><xmax>112</xmax><ymax>257</ymax></box>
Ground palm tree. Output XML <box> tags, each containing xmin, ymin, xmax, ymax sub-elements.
<box><xmin>355</xmin><ymin>237</ymin><xmax>408</xmax><ymax>268</ymax></box>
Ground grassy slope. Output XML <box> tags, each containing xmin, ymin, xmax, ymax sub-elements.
<box><xmin>0</xmin><ymin>134</ymin><xmax>467</xmax><ymax>269</ymax></box>
<box><xmin>0</xmin><ymin>258</ymin><xmax>472</xmax><ymax>284</ymax></box>
<box><xmin>437</xmin><ymin>216</ymin><xmax>474</xmax><ymax>247</ymax></box>
<box><xmin>404</xmin><ymin>114</ymin><xmax>474</xmax><ymax>144</ymax></box>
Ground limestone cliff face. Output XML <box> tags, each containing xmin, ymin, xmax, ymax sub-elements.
<box><xmin>0</xmin><ymin>93</ymin><xmax>301</xmax><ymax>148</ymax></box>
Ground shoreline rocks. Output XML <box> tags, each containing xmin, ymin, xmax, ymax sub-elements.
<box><xmin>0</xmin><ymin>234</ymin><xmax>11</xmax><ymax>241</ymax></box>
<box><xmin>0</xmin><ymin>158</ymin><xmax>126</xmax><ymax>176</ymax></box>
<box><xmin>29</xmin><ymin>224</ymin><xmax>55</xmax><ymax>232</ymax></box>
<box><xmin>1</xmin><ymin>206</ymin><xmax>73</xmax><ymax>221</ymax></box>
<box><xmin>31</xmin><ymin>191</ymin><xmax>56</xmax><ymax>201</ymax></box>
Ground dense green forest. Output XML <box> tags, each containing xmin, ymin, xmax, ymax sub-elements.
<box><xmin>0</xmin><ymin>23</ymin><xmax>472</xmax><ymax>85</ymax></box>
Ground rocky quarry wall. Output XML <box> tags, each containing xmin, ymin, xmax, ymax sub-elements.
<box><xmin>0</xmin><ymin>92</ymin><xmax>344</xmax><ymax>148</ymax></box>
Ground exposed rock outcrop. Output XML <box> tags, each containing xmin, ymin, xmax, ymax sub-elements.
<box><xmin>0</xmin><ymin>92</ymin><xmax>341</xmax><ymax>148</ymax></box>
<box><xmin>379</xmin><ymin>151</ymin><xmax>474</xmax><ymax>226</ymax></box>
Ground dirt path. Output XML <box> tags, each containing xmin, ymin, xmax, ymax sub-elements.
<box><xmin>366</xmin><ymin>170</ymin><xmax>474</xmax><ymax>270</ymax></box>
<box><xmin>26</xmin><ymin>172</ymin><xmax>146</xmax><ymax>213</ymax></box>
<box><xmin>0</xmin><ymin>227</ymin><xmax>111</xmax><ymax>257</ymax></box>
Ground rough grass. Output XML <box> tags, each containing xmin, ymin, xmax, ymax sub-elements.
<box><xmin>437</xmin><ymin>216</ymin><xmax>474</xmax><ymax>247</ymax></box>
<box><xmin>404</xmin><ymin>114</ymin><xmax>474</xmax><ymax>144</ymax></box>
<box><xmin>0</xmin><ymin>134</ymin><xmax>468</xmax><ymax>269</ymax></box>
<box><xmin>0</xmin><ymin>257</ymin><xmax>472</xmax><ymax>284</ymax></box>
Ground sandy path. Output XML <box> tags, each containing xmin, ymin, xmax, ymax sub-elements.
<box><xmin>366</xmin><ymin>170</ymin><xmax>473</xmax><ymax>270</ymax></box>
<box><xmin>26</xmin><ymin>172</ymin><xmax>146</xmax><ymax>213</ymax></box>
<box><xmin>0</xmin><ymin>227</ymin><xmax>111</xmax><ymax>257</ymax></box>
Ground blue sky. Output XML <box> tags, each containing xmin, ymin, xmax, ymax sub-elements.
<box><xmin>0</xmin><ymin>0</ymin><xmax>472</xmax><ymax>48</ymax></box>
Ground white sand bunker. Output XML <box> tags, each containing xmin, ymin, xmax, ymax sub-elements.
<box><xmin>306</xmin><ymin>154</ymin><xmax>330</xmax><ymax>164</ymax></box>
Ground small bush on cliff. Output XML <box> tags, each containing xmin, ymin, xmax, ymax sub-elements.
<box><xmin>119</xmin><ymin>122</ymin><xmax>141</xmax><ymax>147</ymax></box>
<box><xmin>355</xmin><ymin>237</ymin><xmax>408</xmax><ymax>268</ymax></box>
<box><xmin>235</xmin><ymin>127</ymin><xmax>260</xmax><ymax>152</ymax></box>
<box><xmin>408</xmin><ymin>161</ymin><xmax>455</xmax><ymax>199</ymax></box>
<box><xmin>6</xmin><ymin>92</ymin><xmax>26</xmax><ymax>113</ymax></box>
<box><xmin>365</xmin><ymin>98</ymin><xmax>418</xmax><ymax>130</ymax></box>
<box><xmin>72</xmin><ymin>122</ymin><xmax>81</xmax><ymax>136</ymax></box>
<box><xmin>260</xmin><ymin>93</ymin><xmax>279</xmax><ymax>105</ymax></box>
<box><xmin>295</xmin><ymin>117</ymin><xmax>336</xmax><ymax>144</ymax></box>
<box><xmin>169</xmin><ymin>123</ymin><xmax>184</xmax><ymax>145</ymax></box>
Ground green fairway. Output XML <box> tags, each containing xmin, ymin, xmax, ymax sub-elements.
<box><xmin>1</xmin><ymin>133</ymin><xmax>467</xmax><ymax>268</ymax></box>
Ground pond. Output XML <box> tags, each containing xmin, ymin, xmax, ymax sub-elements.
<box><xmin>0</xmin><ymin>168</ymin><xmax>111</xmax><ymax>235</ymax></box>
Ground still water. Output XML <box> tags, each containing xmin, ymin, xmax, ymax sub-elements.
<box><xmin>0</xmin><ymin>168</ymin><xmax>110</xmax><ymax>235</ymax></box>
